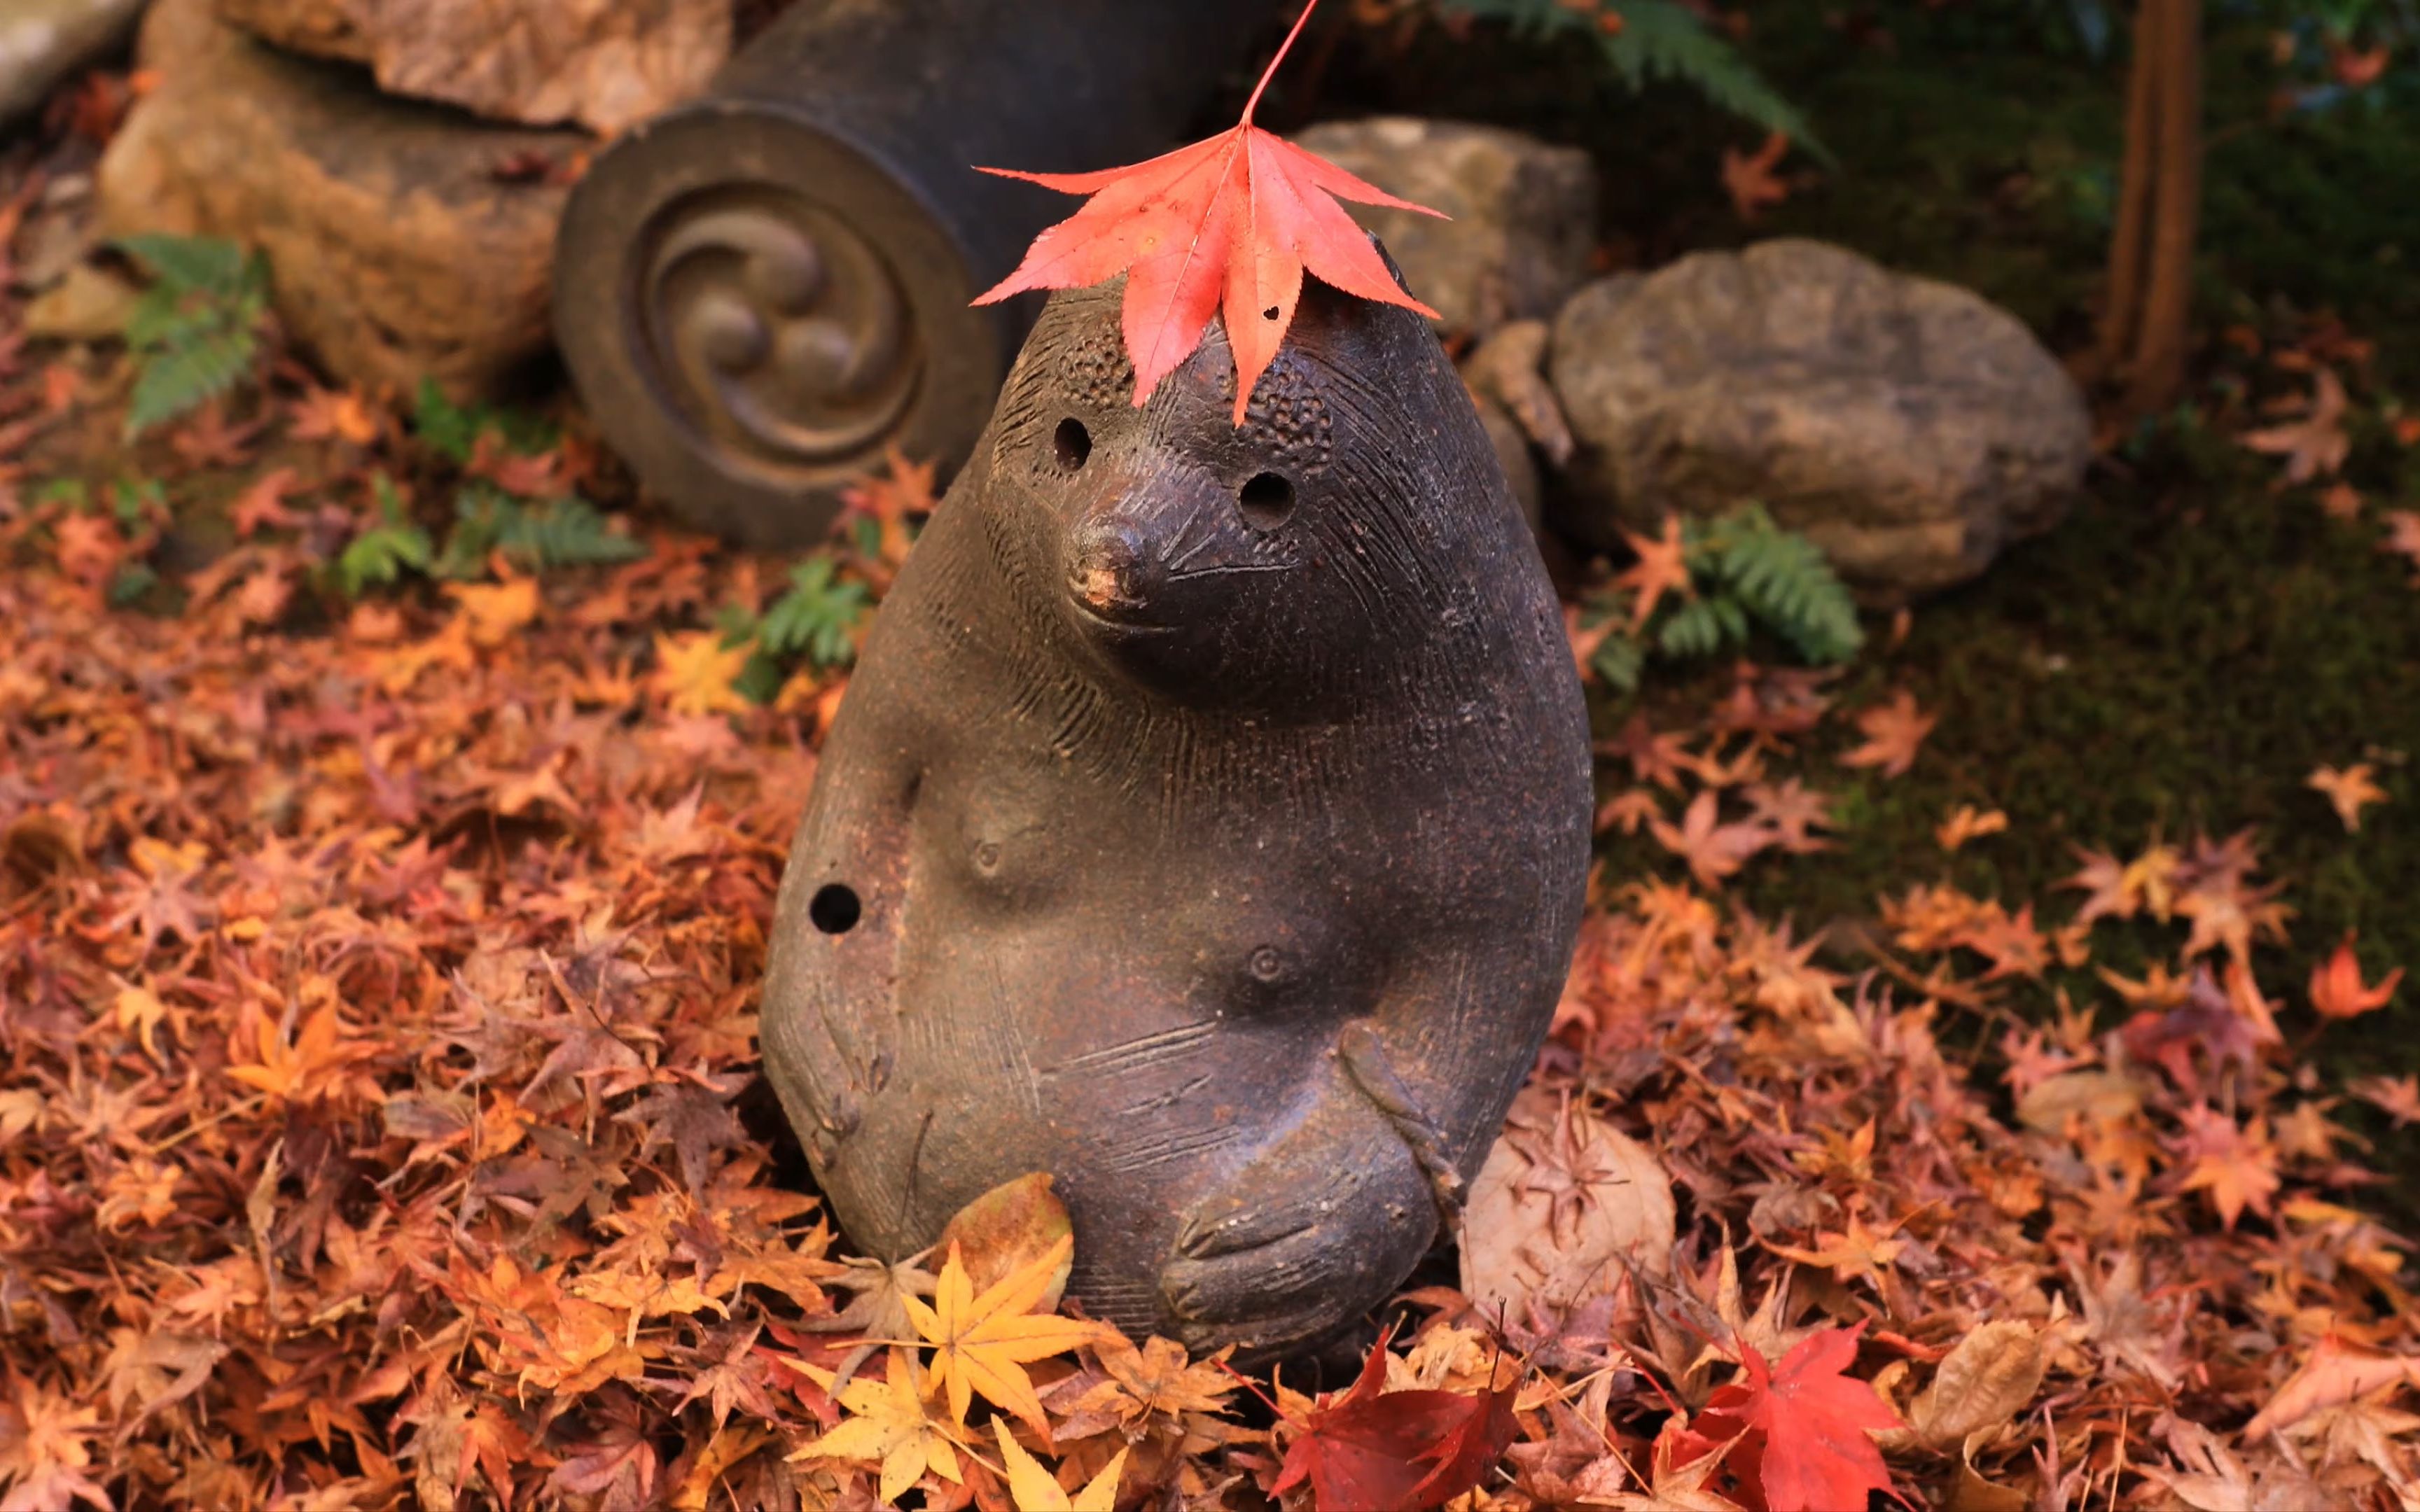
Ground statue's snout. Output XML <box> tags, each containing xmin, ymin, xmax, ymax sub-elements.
<box><xmin>1067</xmin><ymin>513</ymin><xmax>1164</xmax><ymax>622</ymax></box>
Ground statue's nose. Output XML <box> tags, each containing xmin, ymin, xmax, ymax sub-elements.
<box><xmin>1069</xmin><ymin>516</ymin><xmax>1160</xmax><ymax>619</ymax></box>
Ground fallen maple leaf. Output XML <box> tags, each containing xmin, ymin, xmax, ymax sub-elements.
<box><xmin>789</xmin><ymin>1351</ymin><xmax>964</xmax><ymax>1504</ymax></box>
<box><xmin>1693</xmin><ymin>1324</ymin><xmax>1902</xmax><ymax>1512</ymax></box>
<box><xmin>1722</xmin><ymin>131</ymin><xmax>1794</xmax><ymax>221</ymax></box>
<box><xmin>2308</xmin><ymin>762</ymin><xmax>2388</xmax><ymax>832</ymax></box>
<box><xmin>1935</xmin><ymin>804</ymin><xmax>2008</xmax><ymax>852</ymax></box>
<box><xmin>1650</xmin><ymin>790</ymin><xmax>1776</xmax><ymax>890</ymax></box>
<box><xmin>2244</xmin><ymin>1331</ymin><xmax>2420</xmax><ymax>1440</ymax></box>
<box><xmin>2242</xmin><ymin>368</ymin><xmax>2350</xmax><ymax>483</ymax></box>
<box><xmin>2174</xmin><ymin>1105</ymin><xmax>2281</xmax><ymax>1230</ymax></box>
<box><xmin>1840</xmin><ymin>690</ymin><xmax>1937</xmax><ymax>778</ymax></box>
<box><xmin>288</xmin><ymin>384</ymin><xmax>382</xmax><ymax>447</ymax></box>
<box><xmin>992</xmin><ymin>1418</ymin><xmax>1126</xmax><ymax>1511</ymax></box>
<box><xmin>973</xmin><ymin>0</ymin><xmax>1444</xmax><ymax>422</ymax></box>
<box><xmin>1270</xmin><ymin>1327</ymin><xmax>1519</xmax><ymax>1512</ymax></box>
<box><xmin>902</xmin><ymin>1236</ymin><xmax>1101</xmax><ymax>1437</ymax></box>
<box><xmin>2309</xmin><ymin>933</ymin><xmax>2402</xmax><ymax>1021</ymax></box>
<box><xmin>228</xmin><ymin>466</ymin><xmax>301</xmax><ymax>538</ymax></box>
<box><xmin>1616</xmin><ymin>514</ymin><xmax>1694</xmax><ymax>629</ymax></box>
<box><xmin>648</xmin><ymin>631</ymin><xmax>752</xmax><ymax>719</ymax></box>
<box><xmin>2353</xmin><ymin>1073</ymin><xmax>2420</xmax><ymax>1127</ymax></box>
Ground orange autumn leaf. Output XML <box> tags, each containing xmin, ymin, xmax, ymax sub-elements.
<box><xmin>2309</xmin><ymin>933</ymin><xmax>2402</xmax><ymax>1021</ymax></box>
<box><xmin>1615</xmin><ymin>514</ymin><xmax>1693</xmax><ymax>629</ymax></box>
<box><xmin>973</xmin><ymin>0</ymin><xmax>1444</xmax><ymax>423</ymax></box>
<box><xmin>2242</xmin><ymin>368</ymin><xmax>2350</xmax><ymax>483</ymax></box>
<box><xmin>2174</xmin><ymin>1105</ymin><xmax>2281</xmax><ymax>1230</ymax></box>
<box><xmin>1722</xmin><ymin>130</ymin><xmax>1794</xmax><ymax>221</ymax></box>
<box><xmin>2307</xmin><ymin>762</ymin><xmax>2388</xmax><ymax>832</ymax></box>
<box><xmin>1935</xmin><ymin>804</ymin><xmax>2008</xmax><ymax>852</ymax></box>
<box><xmin>1840</xmin><ymin>690</ymin><xmax>1937</xmax><ymax>778</ymax></box>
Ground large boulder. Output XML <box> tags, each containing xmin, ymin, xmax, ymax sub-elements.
<box><xmin>1548</xmin><ymin>239</ymin><xmax>2092</xmax><ymax>601</ymax></box>
<box><xmin>0</xmin><ymin>0</ymin><xmax>146</xmax><ymax>123</ymax></box>
<box><xmin>96</xmin><ymin>0</ymin><xmax>583</xmax><ymax>401</ymax></box>
<box><xmin>1291</xmin><ymin>116</ymin><xmax>1596</xmax><ymax>340</ymax></box>
<box><xmin>212</xmin><ymin>0</ymin><xmax>730</xmax><ymax>134</ymax></box>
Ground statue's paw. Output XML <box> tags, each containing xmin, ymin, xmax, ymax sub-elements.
<box><xmin>1160</xmin><ymin>1152</ymin><xmax>1433</xmax><ymax>1357</ymax></box>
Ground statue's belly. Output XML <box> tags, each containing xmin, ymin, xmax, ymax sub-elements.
<box><xmin>808</xmin><ymin>755</ymin><xmax>1377</xmax><ymax>1327</ymax></box>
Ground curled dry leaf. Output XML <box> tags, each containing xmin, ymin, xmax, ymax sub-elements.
<box><xmin>1904</xmin><ymin>1321</ymin><xmax>2048</xmax><ymax>1451</ymax></box>
<box><xmin>1461</xmin><ymin>1084</ymin><xmax>1676</xmax><ymax>1320</ymax></box>
<box><xmin>934</xmin><ymin>1172</ymin><xmax>1073</xmax><ymax>1311</ymax></box>
<box><xmin>1460</xmin><ymin>319</ymin><xmax>1573</xmax><ymax>465</ymax></box>
<box><xmin>2243</xmin><ymin>1332</ymin><xmax>2420</xmax><ymax>1440</ymax></box>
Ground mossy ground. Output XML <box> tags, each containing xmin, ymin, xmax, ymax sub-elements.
<box><xmin>1309</xmin><ymin>4</ymin><xmax>2420</xmax><ymax>1196</ymax></box>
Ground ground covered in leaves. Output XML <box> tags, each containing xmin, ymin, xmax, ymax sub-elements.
<box><xmin>10</xmin><ymin>6</ymin><xmax>2420</xmax><ymax>1511</ymax></box>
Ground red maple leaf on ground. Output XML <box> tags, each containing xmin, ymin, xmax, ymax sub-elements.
<box><xmin>1691</xmin><ymin>1324</ymin><xmax>1904</xmax><ymax>1512</ymax></box>
<box><xmin>973</xmin><ymin>0</ymin><xmax>1443</xmax><ymax>422</ymax></box>
<box><xmin>1270</xmin><ymin>1329</ymin><xmax>1517</xmax><ymax>1512</ymax></box>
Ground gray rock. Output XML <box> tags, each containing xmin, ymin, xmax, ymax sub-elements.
<box><xmin>1548</xmin><ymin>239</ymin><xmax>2092</xmax><ymax>601</ymax></box>
<box><xmin>0</xmin><ymin>0</ymin><xmax>146</xmax><ymax>124</ymax></box>
<box><xmin>24</xmin><ymin>261</ymin><xmax>141</xmax><ymax>341</ymax></box>
<box><xmin>1293</xmin><ymin>116</ymin><xmax>1595</xmax><ymax>340</ymax></box>
<box><xmin>213</xmin><ymin>0</ymin><xmax>730</xmax><ymax>134</ymax></box>
<box><xmin>96</xmin><ymin>0</ymin><xmax>583</xmax><ymax>401</ymax></box>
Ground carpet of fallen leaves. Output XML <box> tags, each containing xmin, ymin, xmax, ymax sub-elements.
<box><xmin>8</xmin><ymin>90</ymin><xmax>2420</xmax><ymax>1512</ymax></box>
<box><xmin>3</xmin><ymin>450</ymin><xmax>2419</xmax><ymax>1511</ymax></box>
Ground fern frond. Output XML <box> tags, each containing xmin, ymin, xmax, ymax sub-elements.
<box><xmin>1595</xmin><ymin>1</ymin><xmax>1821</xmax><ymax>155</ymax></box>
<box><xmin>1435</xmin><ymin>0</ymin><xmax>1819</xmax><ymax>153</ymax></box>
<box><xmin>125</xmin><ymin>328</ymin><xmax>256</xmax><ymax>437</ymax></box>
<box><xmin>1706</xmin><ymin>503</ymin><xmax>1864</xmax><ymax>664</ymax></box>
<box><xmin>760</xmin><ymin>555</ymin><xmax>873</xmax><ymax>669</ymax></box>
<box><xmin>506</xmin><ymin>498</ymin><xmax>646</xmax><ymax>568</ymax></box>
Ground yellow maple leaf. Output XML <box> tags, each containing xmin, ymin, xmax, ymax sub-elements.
<box><xmin>903</xmin><ymin>1235</ymin><xmax>1101</xmax><ymax>1435</ymax></box>
<box><xmin>649</xmin><ymin>631</ymin><xmax>752</xmax><ymax>718</ymax></box>
<box><xmin>445</xmin><ymin>576</ymin><xmax>541</xmax><ymax>648</ymax></box>
<box><xmin>789</xmin><ymin>1350</ymin><xmax>963</xmax><ymax>1506</ymax></box>
<box><xmin>992</xmin><ymin>1419</ymin><xmax>1125</xmax><ymax>1512</ymax></box>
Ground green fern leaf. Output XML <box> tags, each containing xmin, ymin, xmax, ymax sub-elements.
<box><xmin>1710</xmin><ymin>503</ymin><xmax>1863</xmax><ymax>664</ymax></box>
<box><xmin>125</xmin><ymin>328</ymin><xmax>256</xmax><ymax>437</ymax></box>
<box><xmin>760</xmin><ymin>555</ymin><xmax>872</xmax><ymax>669</ymax></box>
<box><xmin>1436</xmin><ymin>0</ymin><xmax>1819</xmax><ymax>153</ymax></box>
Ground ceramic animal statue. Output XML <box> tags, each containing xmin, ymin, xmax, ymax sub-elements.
<box><xmin>760</xmin><ymin>265</ymin><xmax>1590</xmax><ymax>1357</ymax></box>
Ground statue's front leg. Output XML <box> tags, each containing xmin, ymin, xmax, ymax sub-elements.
<box><xmin>1160</xmin><ymin>1006</ymin><xmax>1494</xmax><ymax>1354</ymax></box>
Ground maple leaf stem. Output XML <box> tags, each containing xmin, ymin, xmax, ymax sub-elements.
<box><xmin>1239</xmin><ymin>0</ymin><xmax>1321</xmax><ymax>127</ymax></box>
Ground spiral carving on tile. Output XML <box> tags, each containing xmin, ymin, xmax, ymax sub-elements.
<box><xmin>639</xmin><ymin>188</ymin><xmax>921</xmax><ymax>471</ymax></box>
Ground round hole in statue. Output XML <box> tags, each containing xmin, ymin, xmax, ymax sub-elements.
<box><xmin>1054</xmin><ymin>417</ymin><xmax>1092</xmax><ymax>470</ymax></box>
<box><xmin>808</xmin><ymin>883</ymin><xmax>861</xmax><ymax>934</ymax></box>
<box><xmin>1237</xmin><ymin>471</ymin><xmax>1294</xmax><ymax>529</ymax></box>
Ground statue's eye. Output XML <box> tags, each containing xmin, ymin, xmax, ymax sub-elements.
<box><xmin>1238</xmin><ymin>471</ymin><xmax>1295</xmax><ymax>529</ymax></box>
<box><xmin>1053</xmin><ymin>418</ymin><xmax>1092</xmax><ymax>470</ymax></box>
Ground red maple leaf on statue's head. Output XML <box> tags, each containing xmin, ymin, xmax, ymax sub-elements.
<box><xmin>973</xmin><ymin>0</ymin><xmax>1445</xmax><ymax>424</ymax></box>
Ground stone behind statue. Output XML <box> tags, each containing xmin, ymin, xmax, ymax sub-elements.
<box><xmin>760</xmin><ymin>270</ymin><xmax>1592</xmax><ymax>1358</ymax></box>
<box><xmin>1550</xmin><ymin>239</ymin><xmax>2094</xmax><ymax>602</ymax></box>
